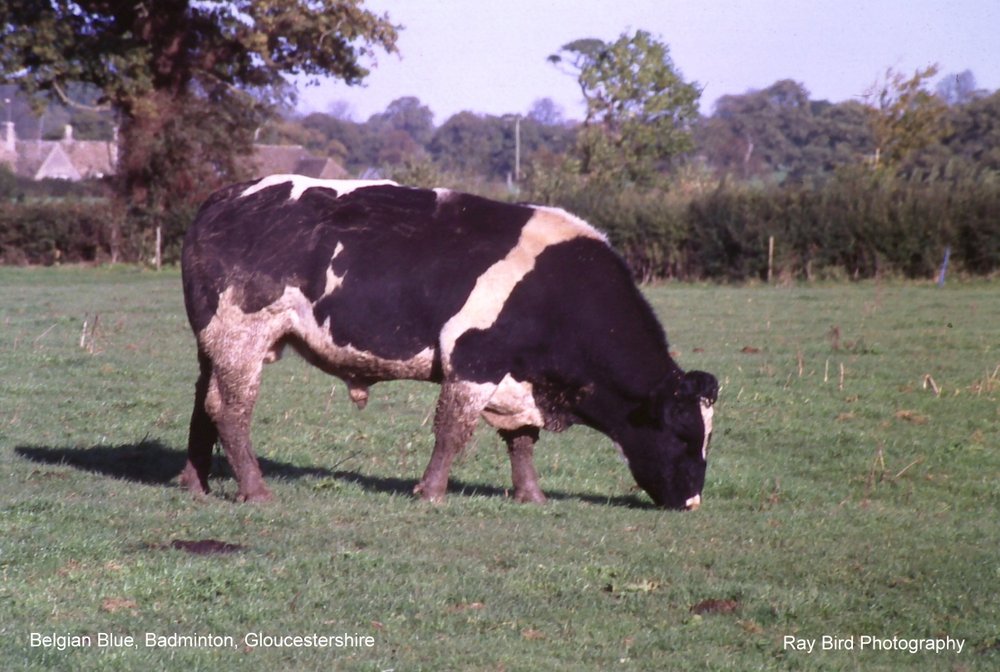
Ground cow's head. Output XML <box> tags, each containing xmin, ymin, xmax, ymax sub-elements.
<box><xmin>623</xmin><ymin>370</ymin><xmax>718</xmax><ymax>510</ymax></box>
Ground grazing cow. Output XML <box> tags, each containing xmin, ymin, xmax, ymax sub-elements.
<box><xmin>180</xmin><ymin>175</ymin><xmax>718</xmax><ymax>509</ymax></box>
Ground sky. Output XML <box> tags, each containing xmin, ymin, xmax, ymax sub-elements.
<box><xmin>295</xmin><ymin>0</ymin><xmax>1000</xmax><ymax>124</ymax></box>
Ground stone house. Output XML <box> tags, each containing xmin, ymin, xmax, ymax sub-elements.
<box><xmin>0</xmin><ymin>122</ymin><xmax>117</xmax><ymax>180</ymax></box>
<box><xmin>0</xmin><ymin>122</ymin><xmax>347</xmax><ymax>181</ymax></box>
<box><xmin>249</xmin><ymin>143</ymin><xmax>348</xmax><ymax>179</ymax></box>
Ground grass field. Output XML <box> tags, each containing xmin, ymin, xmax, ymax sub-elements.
<box><xmin>1</xmin><ymin>266</ymin><xmax>997</xmax><ymax>671</ymax></box>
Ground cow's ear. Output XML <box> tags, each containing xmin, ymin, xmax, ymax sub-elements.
<box><xmin>679</xmin><ymin>371</ymin><xmax>718</xmax><ymax>405</ymax></box>
<box><xmin>638</xmin><ymin>374</ymin><xmax>679</xmax><ymax>427</ymax></box>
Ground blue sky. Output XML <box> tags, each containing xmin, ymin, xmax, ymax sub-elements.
<box><xmin>295</xmin><ymin>0</ymin><xmax>1000</xmax><ymax>123</ymax></box>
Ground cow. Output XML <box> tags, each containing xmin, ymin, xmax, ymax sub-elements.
<box><xmin>179</xmin><ymin>175</ymin><xmax>718</xmax><ymax>510</ymax></box>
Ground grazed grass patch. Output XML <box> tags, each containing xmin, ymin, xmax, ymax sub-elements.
<box><xmin>1</xmin><ymin>267</ymin><xmax>997</xmax><ymax>670</ymax></box>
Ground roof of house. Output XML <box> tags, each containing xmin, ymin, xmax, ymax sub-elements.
<box><xmin>249</xmin><ymin>144</ymin><xmax>347</xmax><ymax>179</ymax></box>
<box><xmin>63</xmin><ymin>139</ymin><xmax>117</xmax><ymax>179</ymax></box>
<box><xmin>294</xmin><ymin>156</ymin><xmax>349</xmax><ymax>179</ymax></box>
<box><xmin>1</xmin><ymin>125</ymin><xmax>347</xmax><ymax>182</ymax></box>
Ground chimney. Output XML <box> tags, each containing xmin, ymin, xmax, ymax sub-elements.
<box><xmin>63</xmin><ymin>124</ymin><xmax>74</xmax><ymax>143</ymax></box>
<box><xmin>4</xmin><ymin>121</ymin><xmax>13</xmax><ymax>152</ymax></box>
<box><xmin>110</xmin><ymin>125</ymin><xmax>119</xmax><ymax>165</ymax></box>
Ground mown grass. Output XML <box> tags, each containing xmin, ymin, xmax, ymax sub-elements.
<box><xmin>1</xmin><ymin>266</ymin><xmax>997</xmax><ymax>671</ymax></box>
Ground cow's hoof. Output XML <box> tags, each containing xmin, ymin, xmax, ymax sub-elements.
<box><xmin>513</xmin><ymin>489</ymin><xmax>547</xmax><ymax>504</ymax></box>
<box><xmin>237</xmin><ymin>488</ymin><xmax>273</xmax><ymax>503</ymax></box>
<box><xmin>179</xmin><ymin>467</ymin><xmax>210</xmax><ymax>497</ymax></box>
<box><xmin>413</xmin><ymin>481</ymin><xmax>446</xmax><ymax>504</ymax></box>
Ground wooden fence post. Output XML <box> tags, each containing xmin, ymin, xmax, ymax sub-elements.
<box><xmin>767</xmin><ymin>236</ymin><xmax>775</xmax><ymax>284</ymax></box>
<box><xmin>155</xmin><ymin>225</ymin><xmax>162</xmax><ymax>271</ymax></box>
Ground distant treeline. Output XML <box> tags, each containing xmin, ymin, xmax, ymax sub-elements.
<box><xmin>262</xmin><ymin>80</ymin><xmax>1000</xmax><ymax>189</ymax></box>
<box><xmin>2</xmin><ymin>79</ymin><xmax>999</xmax><ymax>280</ymax></box>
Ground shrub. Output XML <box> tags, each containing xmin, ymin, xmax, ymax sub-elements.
<box><xmin>0</xmin><ymin>200</ymin><xmax>132</xmax><ymax>265</ymax></box>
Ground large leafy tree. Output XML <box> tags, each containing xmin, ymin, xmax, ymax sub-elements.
<box><xmin>905</xmin><ymin>88</ymin><xmax>1000</xmax><ymax>179</ymax></box>
<box><xmin>429</xmin><ymin>111</ymin><xmax>509</xmax><ymax>176</ymax></box>
<box><xmin>698</xmin><ymin>80</ymin><xmax>813</xmax><ymax>180</ymax></box>
<box><xmin>863</xmin><ymin>65</ymin><xmax>947</xmax><ymax>169</ymax></box>
<box><xmin>367</xmin><ymin>96</ymin><xmax>435</xmax><ymax>147</ymax></box>
<box><xmin>696</xmin><ymin>80</ymin><xmax>872</xmax><ymax>181</ymax></box>
<box><xmin>0</xmin><ymin>0</ymin><xmax>397</xmax><ymax>209</ymax></box>
<box><xmin>549</xmin><ymin>30</ymin><xmax>700</xmax><ymax>185</ymax></box>
<box><xmin>945</xmin><ymin>89</ymin><xmax>1000</xmax><ymax>172</ymax></box>
<box><xmin>364</xmin><ymin>96</ymin><xmax>435</xmax><ymax>165</ymax></box>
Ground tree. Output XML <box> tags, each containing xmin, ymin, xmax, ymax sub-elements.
<box><xmin>518</xmin><ymin>114</ymin><xmax>576</xmax><ymax>167</ymax></box>
<box><xmin>807</xmin><ymin>100</ymin><xmax>873</xmax><ymax>174</ymax></box>
<box><xmin>364</xmin><ymin>96</ymin><xmax>434</xmax><ymax>166</ymax></box>
<box><xmin>936</xmin><ymin>70</ymin><xmax>982</xmax><ymax>106</ymax></box>
<box><xmin>527</xmin><ymin>97</ymin><xmax>565</xmax><ymax>126</ymax></box>
<box><xmin>863</xmin><ymin>65</ymin><xmax>948</xmax><ymax>169</ymax></box>
<box><xmin>300</xmin><ymin>111</ymin><xmax>364</xmax><ymax>167</ymax></box>
<box><xmin>698</xmin><ymin>80</ymin><xmax>813</xmax><ymax>180</ymax></box>
<box><xmin>910</xmin><ymin>88</ymin><xmax>1000</xmax><ymax>178</ymax></box>
<box><xmin>429</xmin><ymin>112</ymin><xmax>508</xmax><ymax>177</ymax></box>
<box><xmin>0</xmin><ymin>1</ymin><xmax>398</xmax><ymax>210</ymax></box>
<box><xmin>696</xmin><ymin>80</ymin><xmax>872</xmax><ymax>181</ymax></box>
<box><xmin>549</xmin><ymin>30</ymin><xmax>700</xmax><ymax>185</ymax></box>
<box><xmin>367</xmin><ymin>96</ymin><xmax>435</xmax><ymax>147</ymax></box>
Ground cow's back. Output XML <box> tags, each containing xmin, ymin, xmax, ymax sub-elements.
<box><xmin>182</xmin><ymin>178</ymin><xmax>536</xmax><ymax>362</ymax></box>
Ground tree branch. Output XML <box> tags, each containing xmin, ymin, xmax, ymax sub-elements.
<box><xmin>51</xmin><ymin>81</ymin><xmax>113</xmax><ymax>113</ymax></box>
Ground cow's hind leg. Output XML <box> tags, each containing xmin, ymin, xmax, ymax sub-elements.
<box><xmin>499</xmin><ymin>427</ymin><xmax>547</xmax><ymax>504</ymax></box>
<box><xmin>204</xmin><ymin>355</ymin><xmax>272</xmax><ymax>503</ymax></box>
<box><xmin>179</xmin><ymin>350</ymin><xmax>217</xmax><ymax>496</ymax></box>
<box><xmin>414</xmin><ymin>382</ymin><xmax>485</xmax><ymax>503</ymax></box>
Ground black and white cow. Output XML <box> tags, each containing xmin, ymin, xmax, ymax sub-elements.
<box><xmin>180</xmin><ymin>175</ymin><xmax>718</xmax><ymax>509</ymax></box>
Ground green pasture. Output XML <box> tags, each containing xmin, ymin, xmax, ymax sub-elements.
<box><xmin>1</xmin><ymin>266</ymin><xmax>997</xmax><ymax>670</ymax></box>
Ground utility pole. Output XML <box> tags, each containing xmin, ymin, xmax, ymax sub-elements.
<box><xmin>514</xmin><ymin>115</ymin><xmax>521</xmax><ymax>183</ymax></box>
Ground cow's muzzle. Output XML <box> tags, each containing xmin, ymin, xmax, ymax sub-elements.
<box><xmin>684</xmin><ymin>494</ymin><xmax>701</xmax><ymax>511</ymax></box>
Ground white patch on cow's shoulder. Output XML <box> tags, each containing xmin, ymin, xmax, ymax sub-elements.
<box><xmin>323</xmin><ymin>264</ymin><xmax>346</xmax><ymax>296</ymax></box>
<box><xmin>439</xmin><ymin>207</ymin><xmax>607</xmax><ymax>367</ymax></box>
<box><xmin>240</xmin><ymin>174</ymin><xmax>398</xmax><ymax>201</ymax></box>
<box><xmin>433</xmin><ymin>187</ymin><xmax>454</xmax><ymax>201</ymax></box>
<box><xmin>699</xmin><ymin>398</ymin><xmax>714</xmax><ymax>461</ymax></box>
<box><xmin>322</xmin><ymin>242</ymin><xmax>347</xmax><ymax>297</ymax></box>
<box><xmin>480</xmin><ymin>373</ymin><xmax>544</xmax><ymax>430</ymax></box>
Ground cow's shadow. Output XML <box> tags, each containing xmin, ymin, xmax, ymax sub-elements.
<box><xmin>328</xmin><ymin>470</ymin><xmax>652</xmax><ymax>509</ymax></box>
<box><xmin>14</xmin><ymin>440</ymin><xmax>653</xmax><ymax>509</ymax></box>
<box><xmin>14</xmin><ymin>440</ymin><xmax>332</xmax><ymax>486</ymax></box>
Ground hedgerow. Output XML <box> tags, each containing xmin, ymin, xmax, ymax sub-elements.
<box><xmin>532</xmin><ymin>169</ymin><xmax>1000</xmax><ymax>281</ymax></box>
<box><xmin>2</xmin><ymin>170</ymin><xmax>999</xmax><ymax>279</ymax></box>
<box><xmin>0</xmin><ymin>200</ymin><xmax>133</xmax><ymax>265</ymax></box>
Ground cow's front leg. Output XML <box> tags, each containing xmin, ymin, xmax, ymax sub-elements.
<box><xmin>179</xmin><ymin>351</ymin><xmax>217</xmax><ymax>496</ymax></box>
<box><xmin>499</xmin><ymin>427</ymin><xmax>547</xmax><ymax>504</ymax></box>
<box><xmin>414</xmin><ymin>382</ymin><xmax>485</xmax><ymax>503</ymax></box>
